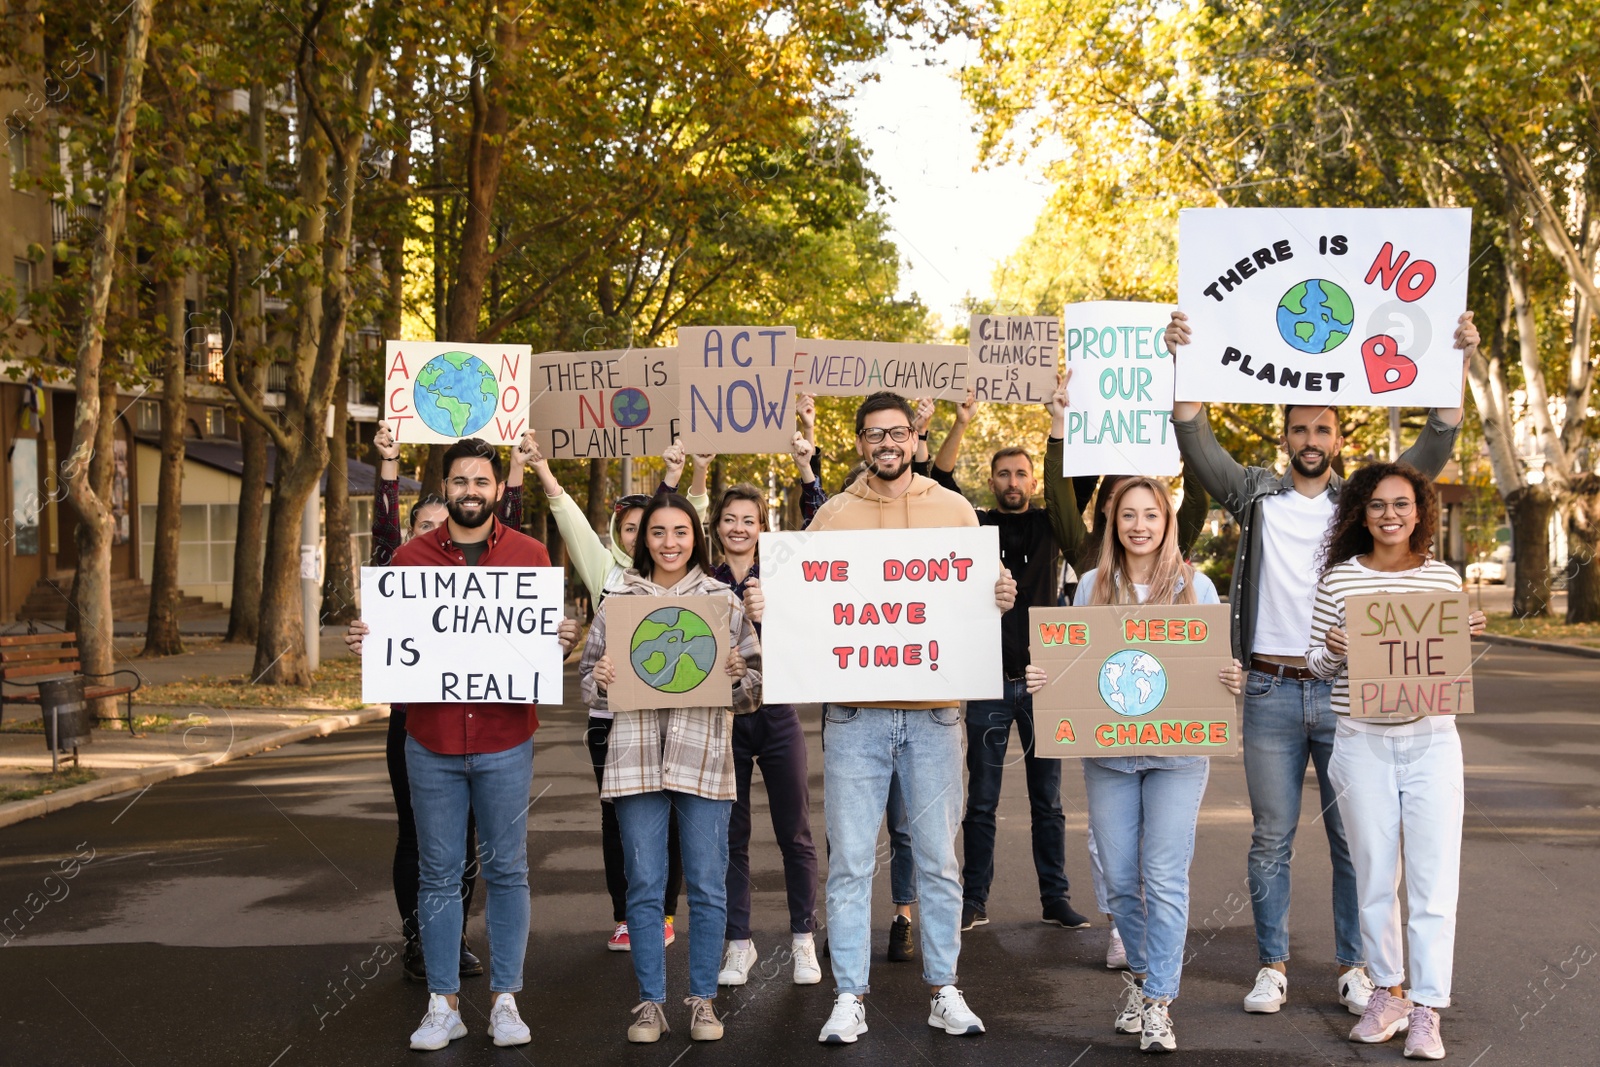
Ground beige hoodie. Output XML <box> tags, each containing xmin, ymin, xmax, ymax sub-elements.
<box><xmin>807</xmin><ymin>473</ymin><xmax>977</xmax><ymax>708</ymax></box>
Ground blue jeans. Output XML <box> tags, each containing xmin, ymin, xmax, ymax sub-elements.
<box><xmin>406</xmin><ymin>735</ymin><xmax>533</xmax><ymax>995</ymax></box>
<box><xmin>962</xmin><ymin>680</ymin><xmax>1069</xmax><ymax>909</ymax></box>
<box><xmin>1242</xmin><ymin>671</ymin><xmax>1363</xmax><ymax>968</ymax></box>
<box><xmin>1083</xmin><ymin>758</ymin><xmax>1209</xmax><ymax>1002</ymax></box>
<box><xmin>886</xmin><ymin>771</ymin><xmax>917</xmax><ymax>905</ymax></box>
<box><xmin>614</xmin><ymin>790</ymin><xmax>731</xmax><ymax>1003</ymax></box>
<box><xmin>823</xmin><ymin>704</ymin><xmax>964</xmax><ymax>995</ymax></box>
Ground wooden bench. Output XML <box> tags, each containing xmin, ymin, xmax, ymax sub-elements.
<box><xmin>0</xmin><ymin>632</ymin><xmax>143</xmax><ymax>732</ymax></box>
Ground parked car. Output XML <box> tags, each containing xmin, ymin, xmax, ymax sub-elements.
<box><xmin>1467</xmin><ymin>545</ymin><xmax>1511</xmax><ymax>584</ymax></box>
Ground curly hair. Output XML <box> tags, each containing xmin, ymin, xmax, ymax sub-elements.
<box><xmin>1319</xmin><ymin>461</ymin><xmax>1439</xmax><ymax>574</ymax></box>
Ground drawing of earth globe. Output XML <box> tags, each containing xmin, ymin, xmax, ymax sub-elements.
<box><xmin>1276</xmin><ymin>279</ymin><xmax>1354</xmax><ymax>354</ymax></box>
<box><xmin>415</xmin><ymin>351</ymin><xmax>499</xmax><ymax>437</ymax></box>
<box><xmin>629</xmin><ymin>606</ymin><xmax>718</xmax><ymax>694</ymax></box>
<box><xmin>612</xmin><ymin>387</ymin><xmax>651</xmax><ymax>428</ymax></box>
<box><xmin>1098</xmin><ymin>649</ymin><xmax>1167</xmax><ymax>717</ymax></box>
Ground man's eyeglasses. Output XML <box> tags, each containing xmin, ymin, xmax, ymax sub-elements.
<box><xmin>1365</xmin><ymin>499</ymin><xmax>1415</xmax><ymax>517</ymax></box>
<box><xmin>614</xmin><ymin>494</ymin><xmax>650</xmax><ymax>514</ymax></box>
<box><xmin>858</xmin><ymin>426</ymin><xmax>913</xmax><ymax>445</ymax></box>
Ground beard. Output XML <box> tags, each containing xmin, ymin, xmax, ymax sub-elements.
<box><xmin>866</xmin><ymin>447</ymin><xmax>910</xmax><ymax>482</ymax></box>
<box><xmin>1290</xmin><ymin>448</ymin><xmax>1332</xmax><ymax>478</ymax></box>
<box><xmin>997</xmin><ymin>488</ymin><xmax>1028</xmax><ymax>512</ymax></box>
<box><xmin>447</xmin><ymin>495</ymin><xmax>493</xmax><ymax>528</ymax></box>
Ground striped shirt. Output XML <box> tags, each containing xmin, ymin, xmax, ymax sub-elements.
<box><xmin>1306</xmin><ymin>557</ymin><xmax>1464</xmax><ymax>723</ymax></box>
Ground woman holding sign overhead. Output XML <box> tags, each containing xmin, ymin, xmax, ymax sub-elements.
<box><xmin>1025</xmin><ymin>477</ymin><xmax>1243</xmax><ymax>1054</ymax></box>
<box><xmin>1306</xmin><ymin>463</ymin><xmax>1485</xmax><ymax>1060</ymax></box>
<box><xmin>579</xmin><ymin>492</ymin><xmax>763</xmax><ymax>1045</ymax></box>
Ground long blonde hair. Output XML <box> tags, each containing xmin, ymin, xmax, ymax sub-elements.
<box><xmin>1086</xmin><ymin>477</ymin><xmax>1197</xmax><ymax>606</ymax></box>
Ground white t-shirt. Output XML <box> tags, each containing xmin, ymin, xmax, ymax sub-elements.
<box><xmin>1252</xmin><ymin>489</ymin><xmax>1337</xmax><ymax>656</ymax></box>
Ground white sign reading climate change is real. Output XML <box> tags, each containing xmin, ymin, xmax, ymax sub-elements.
<box><xmin>360</xmin><ymin>566</ymin><xmax>567</xmax><ymax>706</ymax></box>
<box><xmin>1060</xmin><ymin>302</ymin><xmax>1179</xmax><ymax>477</ymax></box>
<box><xmin>1175</xmin><ymin>208</ymin><xmax>1470</xmax><ymax>406</ymax></box>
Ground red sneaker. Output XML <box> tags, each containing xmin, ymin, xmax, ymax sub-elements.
<box><xmin>664</xmin><ymin>918</ymin><xmax>676</xmax><ymax>948</ymax></box>
<box><xmin>608</xmin><ymin>922</ymin><xmax>631</xmax><ymax>952</ymax></box>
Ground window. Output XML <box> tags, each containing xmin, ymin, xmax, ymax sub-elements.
<box><xmin>140</xmin><ymin>502</ymin><xmax>237</xmax><ymax>585</ymax></box>
<box><xmin>204</xmin><ymin>407</ymin><xmax>226</xmax><ymax>436</ymax></box>
<box><xmin>351</xmin><ymin>497</ymin><xmax>372</xmax><ymax>568</ymax></box>
<box><xmin>8</xmin><ymin>125</ymin><xmax>26</xmax><ymax>187</ymax></box>
<box><xmin>10</xmin><ymin>438</ymin><xmax>38</xmax><ymax>556</ymax></box>
<box><xmin>134</xmin><ymin>399</ymin><xmax>160</xmax><ymax>433</ymax></box>
<box><xmin>12</xmin><ymin>259</ymin><xmax>32</xmax><ymax>322</ymax></box>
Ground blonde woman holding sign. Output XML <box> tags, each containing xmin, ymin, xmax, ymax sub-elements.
<box><xmin>1306</xmin><ymin>463</ymin><xmax>1485</xmax><ymax>1060</ymax></box>
<box><xmin>579</xmin><ymin>492</ymin><xmax>763</xmax><ymax>1045</ymax></box>
<box><xmin>1025</xmin><ymin>477</ymin><xmax>1243</xmax><ymax>1053</ymax></box>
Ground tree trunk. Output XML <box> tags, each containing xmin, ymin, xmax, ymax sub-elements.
<box><xmin>1507</xmin><ymin>485</ymin><xmax>1554</xmax><ymax>618</ymax></box>
<box><xmin>321</xmin><ymin>368</ymin><xmax>357</xmax><ymax>624</ymax></box>
<box><xmin>62</xmin><ymin>0</ymin><xmax>152</xmax><ymax>717</ymax></box>
<box><xmin>143</xmin><ymin>278</ymin><xmax>187</xmax><ymax>655</ymax></box>
<box><xmin>585</xmin><ymin>458</ymin><xmax>607</xmax><ymax>531</ymax></box>
<box><xmin>1565</xmin><ymin>476</ymin><xmax>1600</xmax><ymax>624</ymax></box>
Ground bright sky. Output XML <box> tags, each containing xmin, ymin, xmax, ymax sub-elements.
<box><xmin>845</xmin><ymin>35</ymin><xmax>1052</xmax><ymax>335</ymax></box>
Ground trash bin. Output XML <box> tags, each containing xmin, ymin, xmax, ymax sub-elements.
<box><xmin>39</xmin><ymin>676</ymin><xmax>90</xmax><ymax>753</ymax></box>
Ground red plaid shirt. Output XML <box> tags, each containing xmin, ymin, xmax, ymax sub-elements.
<box><xmin>389</xmin><ymin>518</ymin><xmax>552</xmax><ymax>755</ymax></box>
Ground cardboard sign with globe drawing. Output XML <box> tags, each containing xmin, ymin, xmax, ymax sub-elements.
<box><xmin>1028</xmin><ymin>604</ymin><xmax>1236</xmax><ymax>758</ymax></box>
<box><xmin>528</xmin><ymin>348</ymin><xmax>681</xmax><ymax>459</ymax></box>
<box><xmin>1175</xmin><ymin>207</ymin><xmax>1471</xmax><ymax>406</ymax></box>
<box><xmin>604</xmin><ymin>595</ymin><xmax>733</xmax><ymax>712</ymax></box>
<box><xmin>384</xmin><ymin>341</ymin><xmax>534</xmax><ymax>445</ymax></box>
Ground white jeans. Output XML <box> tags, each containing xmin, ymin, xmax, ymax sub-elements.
<box><xmin>1328</xmin><ymin>715</ymin><xmax>1463</xmax><ymax>1007</ymax></box>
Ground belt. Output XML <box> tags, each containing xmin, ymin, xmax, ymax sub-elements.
<box><xmin>1250</xmin><ymin>657</ymin><xmax>1318</xmax><ymax>681</ymax></box>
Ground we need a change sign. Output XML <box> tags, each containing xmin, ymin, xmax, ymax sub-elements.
<box><xmin>360</xmin><ymin>566</ymin><xmax>567</xmax><ymax>705</ymax></box>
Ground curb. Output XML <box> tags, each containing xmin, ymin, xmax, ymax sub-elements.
<box><xmin>0</xmin><ymin>706</ymin><xmax>390</xmax><ymax>830</ymax></box>
<box><xmin>1477</xmin><ymin>633</ymin><xmax>1600</xmax><ymax>661</ymax></box>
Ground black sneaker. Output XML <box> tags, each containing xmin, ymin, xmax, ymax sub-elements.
<box><xmin>403</xmin><ymin>938</ymin><xmax>427</xmax><ymax>982</ymax></box>
<box><xmin>887</xmin><ymin>915</ymin><xmax>916</xmax><ymax>962</ymax></box>
<box><xmin>960</xmin><ymin>902</ymin><xmax>988</xmax><ymax>932</ymax></box>
<box><xmin>1041</xmin><ymin>900</ymin><xmax>1092</xmax><ymax>929</ymax></box>
<box><xmin>460</xmin><ymin>936</ymin><xmax>485</xmax><ymax>977</ymax></box>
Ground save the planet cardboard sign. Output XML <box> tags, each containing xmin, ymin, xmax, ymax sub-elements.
<box><xmin>1175</xmin><ymin>208</ymin><xmax>1471</xmax><ymax>406</ymax></box>
<box><xmin>384</xmin><ymin>341</ymin><xmax>534</xmax><ymax>445</ymax></box>
<box><xmin>1345</xmin><ymin>592</ymin><xmax>1475</xmax><ymax>719</ymax></box>
<box><xmin>677</xmin><ymin>325</ymin><xmax>801</xmax><ymax>455</ymax></box>
<box><xmin>1060</xmin><ymin>301</ymin><xmax>1180</xmax><ymax>477</ymax></box>
<box><xmin>603</xmin><ymin>594</ymin><xmax>732</xmax><ymax>712</ymax></box>
<box><xmin>794</xmin><ymin>338</ymin><xmax>969</xmax><ymax>401</ymax></box>
<box><xmin>1029</xmin><ymin>603</ymin><xmax>1236</xmax><ymax>757</ymax></box>
<box><xmin>527</xmin><ymin>347</ymin><xmax>680</xmax><ymax>459</ymax></box>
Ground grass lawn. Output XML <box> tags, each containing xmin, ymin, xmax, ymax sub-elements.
<box><xmin>134</xmin><ymin>656</ymin><xmax>365</xmax><ymax>710</ymax></box>
<box><xmin>1484</xmin><ymin>613</ymin><xmax>1600</xmax><ymax>649</ymax></box>
<box><xmin>0</xmin><ymin>767</ymin><xmax>98</xmax><ymax>803</ymax></box>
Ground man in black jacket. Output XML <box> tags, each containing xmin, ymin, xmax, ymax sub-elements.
<box><xmin>930</xmin><ymin>377</ymin><xmax>1093</xmax><ymax>932</ymax></box>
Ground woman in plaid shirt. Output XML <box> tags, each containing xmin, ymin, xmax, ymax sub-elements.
<box><xmin>579</xmin><ymin>492</ymin><xmax>763</xmax><ymax>1046</ymax></box>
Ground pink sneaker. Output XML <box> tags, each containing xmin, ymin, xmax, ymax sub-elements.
<box><xmin>1349</xmin><ymin>988</ymin><xmax>1412</xmax><ymax>1043</ymax></box>
<box><xmin>607</xmin><ymin>922</ymin><xmax>631</xmax><ymax>952</ymax></box>
<box><xmin>664</xmin><ymin>917</ymin><xmax>676</xmax><ymax>948</ymax></box>
<box><xmin>1403</xmin><ymin>1005</ymin><xmax>1445</xmax><ymax>1060</ymax></box>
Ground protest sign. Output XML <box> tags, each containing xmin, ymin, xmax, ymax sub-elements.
<box><xmin>359</xmin><ymin>566</ymin><xmax>566</xmax><ymax>705</ymax></box>
<box><xmin>758</xmin><ymin>526</ymin><xmax>1003</xmax><ymax>705</ymax></box>
<box><xmin>528</xmin><ymin>347</ymin><xmax>680</xmax><ymax>459</ymax></box>
<box><xmin>794</xmin><ymin>338</ymin><xmax>969</xmax><ymax>400</ymax></box>
<box><xmin>603</xmin><ymin>594</ymin><xmax>733</xmax><ymax>712</ymax></box>
<box><xmin>967</xmin><ymin>313</ymin><xmax>1059</xmax><ymax>404</ymax></box>
<box><xmin>1060</xmin><ymin>302</ymin><xmax>1180</xmax><ymax>476</ymax></box>
<box><xmin>385</xmin><ymin>341</ymin><xmax>533</xmax><ymax>445</ymax></box>
<box><xmin>677</xmin><ymin>326</ymin><xmax>800</xmax><ymax>454</ymax></box>
<box><xmin>1175</xmin><ymin>207</ymin><xmax>1471</xmax><ymax>405</ymax></box>
<box><xmin>1029</xmin><ymin>604</ymin><xmax>1235</xmax><ymax>757</ymax></box>
<box><xmin>1345</xmin><ymin>591</ymin><xmax>1475</xmax><ymax>719</ymax></box>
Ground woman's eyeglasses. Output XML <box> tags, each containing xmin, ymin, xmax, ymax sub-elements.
<box><xmin>1365</xmin><ymin>499</ymin><xmax>1415</xmax><ymax>517</ymax></box>
<box><xmin>858</xmin><ymin>426</ymin><xmax>913</xmax><ymax>444</ymax></box>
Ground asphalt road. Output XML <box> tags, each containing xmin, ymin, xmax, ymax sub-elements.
<box><xmin>1</xmin><ymin>643</ymin><xmax>1596</xmax><ymax>1067</ymax></box>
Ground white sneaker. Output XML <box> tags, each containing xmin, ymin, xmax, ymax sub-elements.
<box><xmin>1338</xmin><ymin>966</ymin><xmax>1376</xmax><ymax>1015</ymax></box>
<box><xmin>717</xmin><ymin>940</ymin><xmax>758</xmax><ymax>986</ymax></box>
<box><xmin>792</xmin><ymin>937</ymin><xmax>822</xmax><ymax>985</ymax></box>
<box><xmin>1106</xmin><ymin>924</ymin><xmax>1128</xmax><ymax>970</ymax></box>
<box><xmin>818</xmin><ymin>993</ymin><xmax>868</xmax><ymax>1044</ymax></box>
<box><xmin>488</xmin><ymin>992</ymin><xmax>531</xmax><ymax>1047</ymax></box>
<box><xmin>1243</xmin><ymin>967</ymin><xmax>1288</xmax><ymax>1013</ymax></box>
<box><xmin>409</xmin><ymin>993</ymin><xmax>467</xmax><ymax>1051</ymax></box>
<box><xmin>1115</xmin><ymin>972</ymin><xmax>1145</xmax><ymax>1034</ymax></box>
<box><xmin>928</xmin><ymin>985</ymin><xmax>985</xmax><ymax>1036</ymax></box>
<box><xmin>1140</xmin><ymin>999</ymin><xmax>1177</xmax><ymax>1053</ymax></box>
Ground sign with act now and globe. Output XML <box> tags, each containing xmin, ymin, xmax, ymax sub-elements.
<box><xmin>384</xmin><ymin>340</ymin><xmax>534</xmax><ymax>445</ymax></box>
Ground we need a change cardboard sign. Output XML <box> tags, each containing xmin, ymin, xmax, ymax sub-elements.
<box><xmin>528</xmin><ymin>347</ymin><xmax>680</xmax><ymax>459</ymax></box>
<box><xmin>1060</xmin><ymin>302</ymin><xmax>1180</xmax><ymax>476</ymax></box>
<box><xmin>794</xmin><ymin>338</ymin><xmax>969</xmax><ymax>400</ymax></box>
<box><xmin>758</xmin><ymin>526</ymin><xmax>1003</xmax><ymax>705</ymax></box>
<box><xmin>360</xmin><ymin>566</ymin><xmax>566</xmax><ymax>705</ymax></box>
<box><xmin>384</xmin><ymin>341</ymin><xmax>534</xmax><ymax>445</ymax></box>
<box><xmin>1346</xmin><ymin>591</ymin><xmax>1475</xmax><ymax>719</ymax></box>
<box><xmin>1029</xmin><ymin>603</ymin><xmax>1235</xmax><ymax>757</ymax></box>
<box><xmin>1176</xmin><ymin>208</ymin><xmax>1470</xmax><ymax>406</ymax></box>
<box><xmin>603</xmin><ymin>595</ymin><xmax>732</xmax><ymax>712</ymax></box>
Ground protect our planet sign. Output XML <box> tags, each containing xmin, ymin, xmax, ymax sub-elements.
<box><xmin>1060</xmin><ymin>301</ymin><xmax>1180</xmax><ymax>476</ymax></box>
<box><xmin>1175</xmin><ymin>208</ymin><xmax>1471</xmax><ymax>406</ymax></box>
<box><xmin>385</xmin><ymin>341</ymin><xmax>534</xmax><ymax>445</ymax></box>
